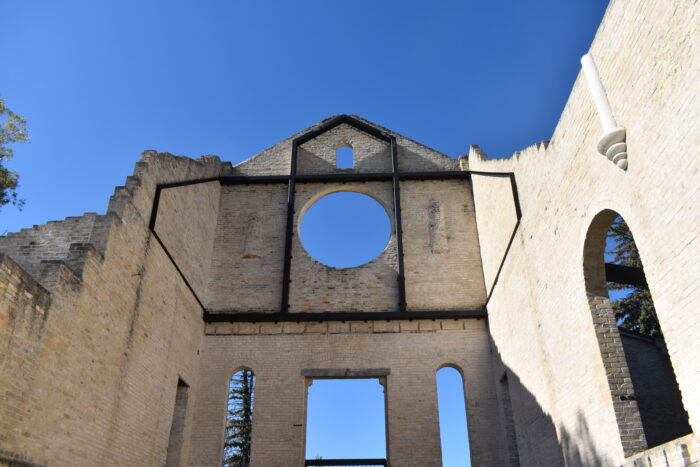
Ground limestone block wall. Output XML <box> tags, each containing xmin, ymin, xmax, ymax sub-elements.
<box><xmin>290</xmin><ymin>181</ymin><xmax>399</xmax><ymax>313</ymax></box>
<box><xmin>620</xmin><ymin>332</ymin><xmax>691</xmax><ymax>448</ymax></box>
<box><xmin>470</xmin><ymin>0</ymin><xmax>699</xmax><ymax>464</ymax></box>
<box><xmin>0</xmin><ymin>151</ymin><xmax>226</xmax><ymax>466</ymax></box>
<box><xmin>469</xmin><ymin>167</ymin><xmax>519</xmax><ymax>292</ymax></box>
<box><xmin>0</xmin><ymin>212</ymin><xmax>114</xmax><ymax>279</ymax></box>
<box><xmin>297</xmin><ymin>123</ymin><xmax>392</xmax><ymax>174</ymax></box>
<box><xmin>230</xmin><ymin>114</ymin><xmax>460</xmax><ymax>177</ymax></box>
<box><xmin>206</xmin><ymin>184</ymin><xmax>288</xmax><ymax>312</ymax></box>
<box><xmin>207</xmin><ymin>116</ymin><xmax>486</xmax><ymax>315</ymax></box>
<box><xmin>154</xmin><ymin>181</ymin><xmax>221</xmax><ymax>299</ymax></box>
<box><xmin>191</xmin><ymin>319</ymin><xmax>505</xmax><ymax>467</ymax></box>
<box><xmin>402</xmin><ymin>179</ymin><xmax>486</xmax><ymax>311</ymax></box>
<box><xmin>397</xmin><ymin>137</ymin><xmax>459</xmax><ymax>172</ymax></box>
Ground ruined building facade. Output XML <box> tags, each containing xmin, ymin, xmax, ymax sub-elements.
<box><xmin>1</xmin><ymin>0</ymin><xmax>698</xmax><ymax>465</ymax></box>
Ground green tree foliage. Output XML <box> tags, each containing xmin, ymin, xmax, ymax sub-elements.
<box><xmin>0</xmin><ymin>98</ymin><xmax>29</xmax><ymax>210</ymax></box>
<box><xmin>607</xmin><ymin>217</ymin><xmax>660</xmax><ymax>336</ymax></box>
<box><xmin>223</xmin><ymin>370</ymin><xmax>255</xmax><ymax>467</ymax></box>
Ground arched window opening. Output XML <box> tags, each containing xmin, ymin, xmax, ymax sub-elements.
<box><xmin>223</xmin><ymin>369</ymin><xmax>256</xmax><ymax>467</ymax></box>
<box><xmin>436</xmin><ymin>366</ymin><xmax>471</xmax><ymax>467</ymax></box>
<box><xmin>336</xmin><ymin>144</ymin><xmax>354</xmax><ymax>169</ymax></box>
<box><xmin>584</xmin><ymin>211</ymin><xmax>690</xmax><ymax>455</ymax></box>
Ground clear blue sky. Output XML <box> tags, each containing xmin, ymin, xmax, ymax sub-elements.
<box><xmin>301</xmin><ymin>192</ymin><xmax>391</xmax><ymax>268</ymax></box>
<box><xmin>2</xmin><ymin>1</ymin><xmax>609</xmax><ymax>465</ymax></box>
<box><xmin>0</xmin><ymin>0</ymin><xmax>607</xmax><ymax>234</ymax></box>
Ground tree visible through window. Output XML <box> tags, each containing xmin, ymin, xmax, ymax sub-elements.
<box><xmin>606</xmin><ymin>217</ymin><xmax>660</xmax><ymax>336</ymax></box>
<box><xmin>223</xmin><ymin>369</ymin><xmax>256</xmax><ymax>467</ymax></box>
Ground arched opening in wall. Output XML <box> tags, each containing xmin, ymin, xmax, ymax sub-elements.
<box><xmin>300</xmin><ymin>191</ymin><xmax>391</xmax><ymax>268</ymax></box>
<box><xmin>583</xmin><ymin>211</ymin><xmax>691</xmax><ymax>455</ymax></box>
<box><xmin>223</xmin><ymin>369</ymin><xmax>256</xmax><ymax>467</ymax></box>
<box><xmin>436</xmin><ymin>366</ymin><xmax>471</xmax><ymax>467</ymax></box>
<box><xmin>336</xmin><ymin>144</ymin><xmax>354</xmax><ymax>169</ymax></box>
<box><xmin>305</xmin><ymin>378</ymin><xmax>387</xmax><ymax>465</ymax></box>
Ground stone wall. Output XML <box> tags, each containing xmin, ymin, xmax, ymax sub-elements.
<box><xmin>470</xmin><ymin>0</ymin><xmax>699</xmax><ymax>464</ymax></box>
<box><xmin>192</xmin><ymin>319</ymin><xmax>505</xmax><ymax>467</ymax></box>
<box><xmin>0</xmin><ymin>212</ymin><xmax>115</xmax><ymax>280</ymax></box>
<box><xmin>155</xmin><ymin>181</ymin><xmax>221</xmax><ymax>299</ymax></box>
<box><xmin>208</xmin><ymin>118</ymin><xmax>486</xmax><ymax>315</ymax></box>
<box><xmin>0</xmin><ymin>0</ymin><xmax>697</xmax><ymax>464</ymax></box>
<box><xmin>0</xmin><ymin>152</ymin><xmax>225</xmax><ymax>466</ymax></box>
<box><xmin>290</xmin><ymin>181</ymin><xmax>399</xmax><ymax>313</ymax></box>
<box><xmin>620</xmin><ymin>332</ymin><xmax>692</xmax><ymax>449</ymax></box>
<box><xmin>206</xmin><ymin>184</ymin><xmax>288</xmax><ymax>312</ymax></box>
<box><xmin>402</xmin><ymin>179</ymin><xmax>485</xmax><ymax>311</ymax></box>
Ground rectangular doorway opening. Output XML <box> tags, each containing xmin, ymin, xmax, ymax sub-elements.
<box><xmin>304</xmin><ymin>375</ymin><xmax>388</xmax><ymax>467</ymax></box>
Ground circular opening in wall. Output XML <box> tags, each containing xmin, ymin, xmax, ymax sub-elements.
<box><xmin>300</xmin><ymin>192</ymin><xmax>391</xmax><ymax>268</ymax></box>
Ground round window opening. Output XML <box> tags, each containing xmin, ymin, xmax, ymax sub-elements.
<box><xmin>300</xmin><ymin>192</ymin><xmax>391</xmax><ymax>268</ymax></box>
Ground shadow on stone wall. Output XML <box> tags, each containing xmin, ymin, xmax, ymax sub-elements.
<box><xmin>558</xmin><ymin>411</ymin><xmax>608</xmax><ymax>467</ymax></box>
<box><xmin>490</xmin><ymin>336</ymin><xmax>611</xmax><ymax>467</ymax></box>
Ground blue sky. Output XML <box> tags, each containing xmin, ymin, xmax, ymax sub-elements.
<box><xmin>2</xmin><ymin>1</ymin><xmax>609</xmax><ymax>464</ymax></box>
<box><xmin>301</xmin><ymin>192</ymin><xmax>391</xmax><ymax>268</ymax></box>
<box><xmin>1</xmin><ymin>0</ymin><xmax>607</xmax><ymax>233</ymax></box>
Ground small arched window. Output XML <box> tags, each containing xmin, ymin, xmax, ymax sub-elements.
<box><xmin>223</xmin><ymin>369</ymin><xmax>256</xmax><ymax>466</ymax></box>
<box><xmin>336</xmin><ymin>144</ymin><xmax>354</xmax><ymax>169</ymax></box>
<box><xmin>436</xmin><ymin>366</ymin><xmax>471</xmax><ymax>466</ymax></box>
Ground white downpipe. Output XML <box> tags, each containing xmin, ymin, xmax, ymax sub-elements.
<box><xmin>580</xmin><ymin>53</ymin><xmax>628</xmax><ymax>170</ymax></box>
<box><xmin>581</xmin><ymin>54</ymin><xmax>617</xmax><ymax>132</ymax></box>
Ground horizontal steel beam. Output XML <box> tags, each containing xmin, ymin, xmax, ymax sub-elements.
<box><xmin>204</xmin><ymin>309</ymin><xmax>487</xmax><ymax>322</ymax></box>
<box><xmin>605</xmin><ymin>263</ymin><xmax>647</xmax><ymax>287</ymax></box>
<box><xmin>301</xmin><ymin>368</ymin><xmax>390</xmax><ymax>378</ymax></box>
<box><xmin>305</xmin><ymin>460</ymin><xmax>387</xmax><ymax>467</ymax></box>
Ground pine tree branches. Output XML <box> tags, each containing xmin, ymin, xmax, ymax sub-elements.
<box><xmin>223</xmin><ymin>370</ymin><xmax>255</xmax><ymax>467</ymax></box>
<box><xmin>606</xmin><ymin>217</ymin><xmax>661</xmax><ymax>336</ymax></box>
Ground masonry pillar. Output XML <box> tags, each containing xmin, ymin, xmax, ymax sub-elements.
<box><xmin>387</xmin><ymin>367</ymin><xmax>443</xmax><ymax>466</ymax></box>
<box><xmin>249</xmin><ymin>369</ymin><xmax>307</xmax><ymax>467</ymax></box>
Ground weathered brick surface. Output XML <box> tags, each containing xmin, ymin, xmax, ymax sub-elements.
<box><xmin>290</xmin><ymin>181</ymin><xmax>399</xmax><ymax>313</ymax></box>
<box><xmin>471</xmin><ymin>0</ymin><xmax>699</xmax><ymax>464</ymax></box>
<box><xmin>0</xmin><ymin>212</ymin><xmax>116</xmax><ymax>282</ymax></box>
<box><xmin>620</xmin><ymin>332</ymin><xmax>691</xmax><ymax>448</ymax></box>
<box><xmin>206</xmin><ymin>184</ymin><xmax>288</xmax><ymax>312</ymax></box>
<box><xmin>297</xmin><ymin>123</ymin><xmax>392</xmax><ymax>174</ymax></box>
<box><xmin>0</xmin><ymin>0</ymin><xmax>696</xmax><ymax>465</ymax></box>
<box><xmin>155</xmin><ymin>181</ymin><xmax>221</xmax><ymax>298</ymax></box>
<box><xmin>402</xmin><ymin>179</ymin><xmax>486</xmax><ymax>311</ymax></box>
<box><xmin>209</xmin><ymin>120</ymin><xmax>485</xmax><ymax>315</ymax></box>
<box><xmin>621</xmin><ymin>433</ymin><xmax>700</xmax><ymax>467</ymax></box>
<box><xmin>191</xmin><ymin>319</ymin><xmax>504</xmax><ymax>467</ymax></box>
<box><xmin>0</xmin><ymin>152</ymin><xmax>222</xmax><ymax>466</ymax></box>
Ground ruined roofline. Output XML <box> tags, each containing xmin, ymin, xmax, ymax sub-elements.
<box><xmin>232</xmin><ymin>114</ymin><xmax>459</xmax><ymax>170</ymax></box>
<box><xmin>467</xmin><ymin>139</ymin><xmax>552</xmax><ymax>163</ymax></box>
<box><xmin>0</xmin><ymin>150</ymin><xmax>228</xmax><ymax>286</ymax></box>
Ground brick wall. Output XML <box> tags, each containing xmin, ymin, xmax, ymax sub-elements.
<box><xmin>620</xmin><ymin>332</ymin><xmax>692</xmax><ymax>449</ymax></box>
<box><xmin>206</xmin><ymin>184</ymin><xmax>288</xmax><ymax>312</ymax></box>
<box><xmin>191</xmin><ymin>319</ymin><xmax>505</xmax><ymax>467</ymax></box>
<box><xmin>470</xmin><ymin>0</ymin><xmax>699</xmax><ymax>464</ymax></box>
<box><xmin>0</xmin><ymin>152</ymin><xmax>224</xmax><ymax>465</ymax></box>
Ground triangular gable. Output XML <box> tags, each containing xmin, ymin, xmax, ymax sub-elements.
<box><xmin>231</xmin><ymin>114</ymin><xmax>459</xmax><ymax>176</ymax></box>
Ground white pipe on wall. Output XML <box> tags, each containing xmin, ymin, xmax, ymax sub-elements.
<box><xmin>580</xmin><ymin>53</ymin><xmax>628</xmax><ymax>170</ymax></box>
<box><xmin>581</xmin><ymin>54</ymin><xmax>617</xmax><ymax>132</ymax></box>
